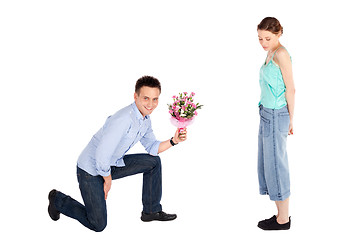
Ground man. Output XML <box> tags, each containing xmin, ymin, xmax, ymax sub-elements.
<box><xmin>48</xmin><ymin>76</ymin><xmax>187</xmax><ymax>232</ymax></box>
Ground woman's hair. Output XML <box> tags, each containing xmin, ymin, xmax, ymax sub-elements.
<box><xmin>257</xmin><ymin>17</ymin><xmax>283</xmax><ymax>35</ymax></box>
<box><xmin>135</xmin><ymin>76</ymin><xmax>161</xmax><ymax>94</ymax></box>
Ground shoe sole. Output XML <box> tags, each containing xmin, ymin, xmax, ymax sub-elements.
<box><xmin>48</xmin><ymin>190</ymin><xmax>60</xmax><ymax>221</ymax></box>
<box><xmin>141</xmin><ymin>215</ymin><xmax>177</xmax><ymax>222</ymax></box>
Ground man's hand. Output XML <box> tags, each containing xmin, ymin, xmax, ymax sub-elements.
<box><xmin>173</xmin><ymin>128</ymin><xmax>187</xmax><ymax>144</ymax></box>
<box><xmin>103</xmin><ymin>175</ymin><xmax>112</xmax><ymax>200</ymax></box>
<box><xmin>158</xmin><ymin>128</ymin><xmax>188</xmax><ymax>154</ymax></box>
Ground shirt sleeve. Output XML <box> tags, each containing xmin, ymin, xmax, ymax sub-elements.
<box><xmin>95</xmin><ymin>116</ymin><xmax>130</xmax><ymax>177</ymax></box>
<box><xmin>140</xmin><ymin>121</ymin><xmax>161</xmax><ymax>156</ymax></box>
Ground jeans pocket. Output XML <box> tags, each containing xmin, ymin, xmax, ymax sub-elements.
<box><xmin>278</xmin><ymin>113</ymin><xmax>290</xmax><ymax>133</ymax></box>
<box><xmin>260</xmin><ymin>116</ymin><xmax>270</xmax><ymax>137</ymax></box>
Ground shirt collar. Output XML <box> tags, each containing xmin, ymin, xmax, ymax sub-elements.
<box><xmin>131</xmin><ymin>102</ymin><xmax>149</xmax><ymax>121</ymax></box>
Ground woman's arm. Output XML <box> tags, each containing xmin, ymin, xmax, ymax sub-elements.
<box><xmin>276</xmin><ymin>48</ymin><xmax>295</xmax><ymax>135</ymax></box>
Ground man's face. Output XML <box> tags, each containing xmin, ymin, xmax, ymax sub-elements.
<box><xmin>134</xmin><ymin>86</ymin><xmax>160</xmax><ymax>117</ymax></box>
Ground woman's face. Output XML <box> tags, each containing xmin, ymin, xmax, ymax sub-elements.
<box><xmin>257</xmin><ymin>30</ymin><xmax>281</xmax><ymax>51</ymax></box>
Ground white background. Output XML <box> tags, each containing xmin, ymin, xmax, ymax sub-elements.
<box><xmin>1</xmin><ymin>0</ymin><xmax>359</xmax><ymax>239</ymax></box>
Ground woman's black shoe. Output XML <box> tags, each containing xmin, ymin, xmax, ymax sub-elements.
<box><xmin>258</xmin><ymin>215</ymin><xmax>291</xmax><ymax>230</ymax></box>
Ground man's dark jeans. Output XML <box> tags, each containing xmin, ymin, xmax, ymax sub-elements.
<box><xmin>54</xmin><ymin>154</ymin><xmax>162</xmax><ymax>232</ymax></box>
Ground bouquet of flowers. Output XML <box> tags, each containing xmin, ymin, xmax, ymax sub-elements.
<box><xmin>168</xmin><ymin>92</ymin><xmax>203</xmax><ymax>131</ymax></box>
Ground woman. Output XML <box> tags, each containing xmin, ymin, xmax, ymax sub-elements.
<box><xmin>257</xmin><ymin>17</ymin><xmax>295</xmax><ymax>230</ymax></box>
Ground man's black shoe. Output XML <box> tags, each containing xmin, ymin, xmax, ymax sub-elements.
<box><xmin>258</xmin><ymin>215</ymin><xmax>291</xmax><ymax>230</ymax></box>
<box><xmin>48</xmin><ymin>189</ymin><xmax>60</xmax><ymax>221</ymax></box>
<box><xmin>141</xmin><ymin>211</ymin><xmax>177</xmax><ymax>222</ymax></box>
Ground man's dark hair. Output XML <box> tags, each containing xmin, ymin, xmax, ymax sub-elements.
<box><xmin>135</xmin><ymin>76</ymin><xmax>161</xmax><ymax>94</ymax></box>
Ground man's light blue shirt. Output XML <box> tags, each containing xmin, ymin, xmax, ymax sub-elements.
<box><xmin>77</xmin><ymin>102</ymin><xmax>161</xmax><ymax>177</ymax></box>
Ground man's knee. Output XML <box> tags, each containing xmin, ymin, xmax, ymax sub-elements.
<box><xmin>90</xmin><ymin>217</ymin><xmax>107</xmax><ymax>232</ymax></box>
<box><xmin>94</xmin><ymin>222</ymin><xmax>107</xmax><ymax>232</ymax></box>
<box><xmin>150</xmin><ymin>155</ymin><xmax>161</xmax><ymax>168</ymax></box>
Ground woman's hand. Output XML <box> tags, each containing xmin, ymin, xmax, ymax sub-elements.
<box><xmin>288</xmin><ymin>120</ymin><xmax>294</xmax><ymax>135</ymax></box>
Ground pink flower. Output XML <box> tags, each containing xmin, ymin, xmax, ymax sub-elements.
<box><xmin>168</xmin><ymin>91</ymin><xmax>202</xmax><ymax>121</ymax></box>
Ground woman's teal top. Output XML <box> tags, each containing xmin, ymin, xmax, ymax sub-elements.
<box><xmin>259</xmin><ymin>47</ymin><xmax>291</xmax><ymax>109</ymax></box>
